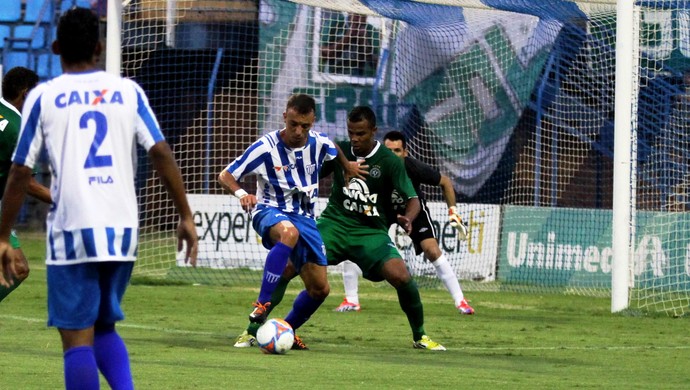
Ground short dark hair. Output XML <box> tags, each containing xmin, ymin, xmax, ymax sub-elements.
<box><xmin>383</xmin><ymin>130</ymin><xmax>407</xmax><ymax>150</ymax></box>
<box><xmin>347</xmin><ymin>106</ymin><xmax>376</xmax><ymax>127</ymax></box>
<box><xmin>57</xmin><ymin>7</ymin><xmax>99</xmax><ymax>64</ymax></box>
<box><xmin>2</xmin><ymin>67</ymin><xmax>39</xmax><ymax>101</ymax></box>
<box><xmin>285</xmin><ymin>93</ymin><xmax>316</xmax><ymax>115</ymax></box>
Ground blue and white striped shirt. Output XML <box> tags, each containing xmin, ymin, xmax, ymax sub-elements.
<box><xmin>15</xmin><ymin>70</ymin><xmax>163</xmax><ymax>265</ymax></box>
<box><xmin>225</xmin><ymin>130</ymin><xmax>337</xmax><ymax>218</ymax></box>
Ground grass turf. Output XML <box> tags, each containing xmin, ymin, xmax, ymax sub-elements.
<box><xmin>1</xmin><ymin>231</ymin><xmax>687</xmax><ymax>389</ymax></box>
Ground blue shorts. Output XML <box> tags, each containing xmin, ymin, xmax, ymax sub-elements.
<box><xmin>252</xmin><ymin>208</ymin><xmax>327</xmax><ymax>273</ymax></box>
<box><xmin>47</xmin><ymin>262</ymin><xmax>134</xmax><ymax>329</ymax></box>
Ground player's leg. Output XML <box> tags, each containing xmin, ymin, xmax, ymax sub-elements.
<box><xmin>334</xmin><ymin>260</ymin><xmax>362</xmax><ymax>312</ymax></box>
<box><xmin>259</xmin><ymin>221</ymin><xmax>298</xmax><ymax>304</ymax></box>
<box><xmin>236</xmin><ymin>263</ymin><xmax>298</xmax><ymax>347</ymax></box>
<box><xmin>411</xmin><ymin>210</ymin><xmax>474</xmax><ymax>315</ymax></box>
<box><xmin>350</xmin><ymin>230</ymin><xmax>427</xmax><ymax>341</ymax></box>
<box><xmin>351</xmin><ymin>229</ymin><xmax>427</xmax><ymax>340</ymax></box>
<box><xmin>281</xmin><ymin>261</ymin><xmax>329</xmax><ymax>351</ymax></box>
<box><xmin>284</xmin><ymin>262</ymin><xmax>329</xmax><ymax>331</ymax></box>
<box><xmin>282</xmin><ymin>218</ymin><xmax>330</xmax><ymax>348</ymax></box>
<box><xmin>0</xmin><ymin>231</ymin><xmax>30</xmax><ymax>302</ymax></box>
<box><xmin>59</xmin><ymin>327</ymin><xmax>99</xmax><ymax>390</ymax></box>
<box><xmin>357</xmin><ymin>228</ymin><xmax>445</xmax><ymax>350</ymax></box>
<box><xmin>420</xmin><ymin>238</ymin><xmax>474</xmax><ymax>314</ymax></box>
<box><xmin>94</xmin><ymin>324</ymin><xmax>132</xmax><ymax>389</ymax></box>
<box><xmin>379</xmin><ymin>258</ymin><xmax>426</xmax><ymax>339</ymax></box>
<box><xmin>378</xmin><ymin>259</ymin><xmax>445</xmax><ymax>350</ymax></box>
<box><xmin>48</xmin><ymin>263</ymin><xmax>102</xmax><ymax>390</ymax></box>
<box><xmin>92</xmin><ymin>262</ymin><xmax>135</xmax><ymax>390</ymax></box>
<box><xmin>250</xmin><ymin>209</ymin><xmax>299</xmax><ymax>323</ymax></box>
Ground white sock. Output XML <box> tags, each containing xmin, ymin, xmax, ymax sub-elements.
<box><xmin>432</xmin><ymin>254</ymin><xmax>464</xmax><ymax>307</ymax></box>
<box><xmin>342</xmin><ymin>260</ymin><xmax>361</xmax><ymax>304</ymax></box>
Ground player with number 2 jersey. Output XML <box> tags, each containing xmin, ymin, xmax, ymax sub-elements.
<box><xmin>0</xmin><ymin>8</ymin><xmax>197</xmax><ymax>389</ymax></box>
<box><xmin>15</xmin><ymin>71</ymin><xmax>161</xmax><ymax>264</ymax></box>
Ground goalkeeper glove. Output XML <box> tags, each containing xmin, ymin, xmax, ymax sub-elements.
<box><xmin>448</xmin><ymin>206</ymin><xmax>468</xmax><ymax>240</ymax></box>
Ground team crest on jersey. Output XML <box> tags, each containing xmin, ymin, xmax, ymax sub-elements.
<box><xmin>275</xmin><ymin>163</ymin><xmax>316</xmax><ymax>175</ymax></box>
<box><xmin>370</xmin><ymin>166</ymin><xmax>381</xmax><ymax>178</ymax></box>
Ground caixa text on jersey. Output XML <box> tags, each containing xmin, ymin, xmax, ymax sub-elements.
<box><xmin>55</xmin><ymin>90</ymin><xmax>124</xmax><ymax>107</ymax></box>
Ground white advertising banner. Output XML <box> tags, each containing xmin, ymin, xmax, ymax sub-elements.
<box><xmin>180</xmin><ymin>194</ymin><xmax>499</xmax><ymax>281</ymax></box>
<box><xmin>392</xmin><ymin>202</ymin><xmax>500</xmax><ymax>282</ymax></box>
<box><xmin>177</xmin><ymin>194</ymin><xmax>265</xmax><ymax>269</ymax></box>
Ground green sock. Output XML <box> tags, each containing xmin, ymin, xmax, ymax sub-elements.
<box><xmin>247</xmin><ymin>275</ymin><xmax>291</xmax><ymax>336</ymax></box>
<box><xmin>0</xmin><ymin>277</ymin><xmax>23</xmax><ymax>303</ymax></box>
<box><xmin>396</xmin><ymin>279</ymin><xmax>426</xmax><ymax>341</ymax></box>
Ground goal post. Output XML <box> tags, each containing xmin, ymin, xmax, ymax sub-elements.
<box><xmin>611</xmin><ymin>0</ymin><xmax>635</xmax><ymax>313</ymax></box>
<box><xmin>105</xmin><ymin>0</ymin><xmax>123</xmax><ymax>75</ymax></box>
<box><xmin>112</xmin><ymin>0</ymin><xmax>690</xmax><ymax>316</ymax></box>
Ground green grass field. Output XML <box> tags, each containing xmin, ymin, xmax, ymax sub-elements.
<box><xmin>1</xmin><ymin>231</ymin><xmax>688</xmax><ymax>389</ymax></box>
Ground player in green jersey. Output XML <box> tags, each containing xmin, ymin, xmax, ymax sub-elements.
<box><xmin>0</xmin><ymin>67</ymin><xmax>52</xmax><ymax>302</ymax></box>
<box><xmin>234</xmin><ymin>106</ymin><xmax>446</xmax><ymax>351</ymax></box>
<box><xmin>317</xmin><ymin>106</ymin><xmax>445</xmax><ymax>350</ymax></box>
<box><xmin>335</xmin><ymin>130</ymin><xmax>474</xmax><ymax>314</ymax></box>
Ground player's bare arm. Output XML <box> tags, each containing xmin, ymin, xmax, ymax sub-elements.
<box><xmin>334</xmin><ymin>143</ymin><xmax>368</xmax><ymax>180</ymax></box>
<box><xmin>439</xmin><ymin>173</ymin><xmax>467</xmax><ymax>238</ymax></box>
<box><xmin>397</xmin><ymin>197</ymin><xmax>420</xmax><ymax>234</ymax></box>
<box><xmin>438</xmin><ymin>174</ymin><xmax>456</xmax><ymax>208</ymax></box>
<box><xmin>149</xmin><ymin>141</ymin><xmax>199</xmax><ymax>266</ymax></box>
<box><xmin>27</xmin><ymin>176</ymin><xmax>52</xmax><ymax>204</ymax></box>
<box><xmin>218</xmin><ymin>169</ymin><xmax>258</xmax><ymax>212</ymax></box>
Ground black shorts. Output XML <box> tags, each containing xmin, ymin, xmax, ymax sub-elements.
<box><xmin>408</xmin><ymin>202</ymin><xmax>436</xmax><ymax>256</ymax></box>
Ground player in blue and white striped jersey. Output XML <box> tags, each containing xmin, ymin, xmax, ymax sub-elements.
<box><xmin>225</xmin><ymin>127</ymin><xmax>331</xmax><ymax>218</ymax></box>
<box><xmin>0</xmin><ymin>8</ymin><xmax>198</xmax><ymax>390</ymax></box>
<box><xmin>219</xmin><ymin>93</ymin><xmax>366</xmax><ymax>344</ymax></box>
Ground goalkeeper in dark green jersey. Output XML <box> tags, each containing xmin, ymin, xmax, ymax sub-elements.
<box><xmin>234</xmin><ymin>106</ymin><xmax>446</xmax><ymax>351</ymax></box>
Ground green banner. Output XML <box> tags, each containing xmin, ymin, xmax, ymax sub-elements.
<box><xmin>257</xmin><ymin>4</ymin><xmax>556</xmax><ymax>196</ymax></box>
<box><xmin>499</xmin><ymin>206</ymin><xmax>690</xmax><ymax>290</ymax></box>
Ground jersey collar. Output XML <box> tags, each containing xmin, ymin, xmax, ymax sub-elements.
<box><xmin>0</xmin><ymin>97</ymin><xmax>21</xmax><ymax>117</ymax></box>
<box><xmin>352</xmin><ymin>140</ymin><xmax>381</xmax><ymax>159</ymax></box>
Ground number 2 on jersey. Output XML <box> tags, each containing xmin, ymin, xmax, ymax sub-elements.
<box><xmin>80</xmin><ymin>111</ymin><xmax>113</xmax><ymax>168</ymax></box>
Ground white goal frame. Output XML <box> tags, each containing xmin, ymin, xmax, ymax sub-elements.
<box><xmin>105</xmin><ymin>0</ymin><xmax>647</xmax><ymax>313</ymax></box>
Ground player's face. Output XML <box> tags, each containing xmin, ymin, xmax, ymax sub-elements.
<box><xmin>282</xmin><ymin>107</ymin><xmax>315</xmax><ymax>148</ymax></box>
<box><xmin>347</xmin><ymin>119</ymin><xmax>377</xmax><ymax>156</ymax></box>
<box><xmin>384</xmin><ymin>139</ymin><xmax>407</xmax><ymax>159</ymax></box>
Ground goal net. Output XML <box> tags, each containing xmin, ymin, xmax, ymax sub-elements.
<box><xmin>119</xmin><ymin>0</ymin><xmax>690</xmax><ymax>315</ymax></box>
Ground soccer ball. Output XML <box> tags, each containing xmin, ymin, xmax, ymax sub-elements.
<box><xmin>256</xmin><ymin>318</ymin><xmax>295</xmax><ymax>354</ymax></box>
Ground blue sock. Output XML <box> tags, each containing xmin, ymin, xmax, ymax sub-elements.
<box><xmin>284</xmin><ymin>290</ymin><xmax>324</xmax><ymax>331</ymax></box>
<box><xmin>94</xmin><ymin>328</ymin><xmax>133</xmax><ymax>390</ymax></box>
<box><xmin>257</xmin><ymin>242</ymin><xmax>292</xmax><ymax>303</ymax></box>
<box><xmin>64</xmin><ymin>346</ymin><xmax>100</xmax><ymax>390</ymax></box>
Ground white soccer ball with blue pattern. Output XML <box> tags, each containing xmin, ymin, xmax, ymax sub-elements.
<box><xmin>256</xmin><ymin>318</ymin><xmax>294</xmax><ymax>354</ymax></box>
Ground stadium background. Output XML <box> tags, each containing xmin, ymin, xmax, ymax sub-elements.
<box><xmin>3</xmin><ymin>0</ymin><xmax>690</xmax><ymax>315</ymax></box>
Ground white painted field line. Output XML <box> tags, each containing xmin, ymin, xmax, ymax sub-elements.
<box><xmin>2</xmin><ymin>314</ymin><xmax>690</xmax><ymax>351</ymax></box>
<box><xmin>0</xmin><ymin>314</ymin><xmax>223</xmax><ymax>337</ymax></box>
<box><xmin>456</xmin><ymin>345</ymin><xmax>690</xmax><ymax>351</ymax></box>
